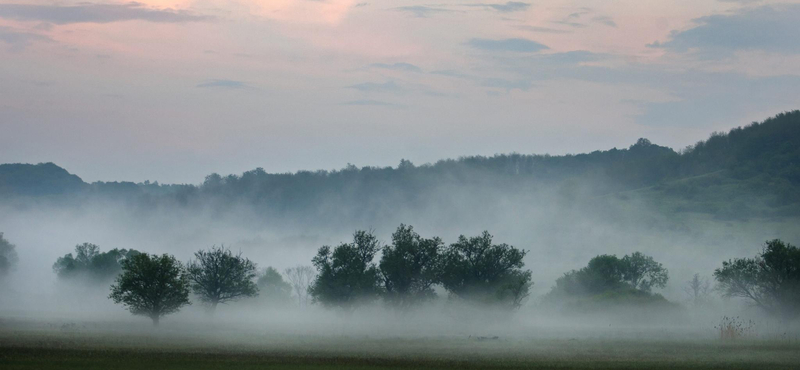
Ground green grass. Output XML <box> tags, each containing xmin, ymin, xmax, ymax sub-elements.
<box><xmin>3</xmin><ymin>346</ymin><xmax>799</xmax><ymax>370</ymax></box>
<box><xmin>2</xmin><ymin>320</ymin><xmax>800</xmax><ymax>369</ymax></box>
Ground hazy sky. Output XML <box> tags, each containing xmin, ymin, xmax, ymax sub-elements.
<box><xmin>1</xmin><ymin>0</ymin><xmax>799</xmax><ymax>183</ymax></box>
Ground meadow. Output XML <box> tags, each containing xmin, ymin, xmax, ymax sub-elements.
<box><xmin>2</xmin><ymin>318</ymin><xmax>800</xmax><ymax>370</ymax></box>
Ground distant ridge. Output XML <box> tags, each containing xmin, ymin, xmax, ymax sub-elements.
<box><xmin>0</xmin><ymin>162</ymin><xmax>86</xmax><ymax>196</ymax></box>
<box><xmin>1</xmin><ymin>110</ymin><xmax>799</xmax><ymax>219</ymax></box>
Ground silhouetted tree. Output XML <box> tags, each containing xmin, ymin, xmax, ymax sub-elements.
<box><xmin>714</xmin><ymin>239</ymin><xmax>800</xmax><ymax>320</ymax></box>
<box><xmin>550</xmin><ymin>252</ymin><xmax>669</xmax><ymax>297</ymax></box>
<box><xmin>53</xmin><ymin>243</ymin><xmax>139</xmax><ymax>282</ymax></box>
<box><xmin>257</xmin><ymin>267</ymin><xmax>292</xmax><ymax>306</ymax></box>
<box><xmin>109</xmin><ymin>253</ymin><xmax>190</xmax><ymax>325</ymax></box>
<box><xmin>309</xmin><ymin>230</ymin><xmax>381</xmax><ymax>310</ymax></box>
<box><xmin>0</xmin><ymin>233</ymin><xmax>18</xmax><ymax>278</ymax></box>
<box><xmin>284</xmin><ymin>265</ymin><xmax>316</xmax><ymax>307</ymax></box>
<box><xmin>379</xmin><ymin>224</ymin><xmax>443</xmax><ymax>309</ymax></box>
<box><xmin>186</xmin><ymin>246</ymin><xmax>258</xmax><ymax>313</ymax></box>
<box><xmin>620</xmin><ymin>252</ymin><xmax>669</xmax><ymax>292</ymax></box>
<box><xmin>439</xmin><ymin>231</ymin><xmax>532</xmax><ymax>309</ymax></box>
<box><xmin>579</xmin><ymin>254</ymin><xmax>625</xmax><ymax>294</ymax></box>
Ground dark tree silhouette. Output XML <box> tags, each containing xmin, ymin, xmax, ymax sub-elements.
<box><xmin>620</xmin><ymin>252</ymin><xmax>669</xmax><ymax>292</ymax></box>
<box><xmin>0</xmin><ymin>232</ymin><xmax>17</xmax><ymax>278</ymax></box>
<box><xmin>576</xmin><ymin>254</ymin><xmax>625</xmax><ymax>294</ymax></box>
<box><xmin>53</xmin><ymin>243</ymin><xmax>139</xmax><ymax>282</ymax></box>
<box><xmin>439</xmin><ymin>231</ymin><xmax>532</xmax><ymax>309</ymax></box>
<box><xmin>714</xmin><ymin>239</ymin><xmax>800</xmax><ymax>320</ymax></box>
<box><xmin>186</xmin><ymin>246</ymin><xmax>259</xmax><ymax>313</ymax></box>
<box><xmin>379</xmin><ymin>224</ymin><xmax>443</xmax><ymax>309</ymax></box>
<box><xmin>549</xmin><ymin>252</ymin><xmax>669</xmax><ymax>297</ymax></box>
<box><xmin>109</xmin><ymin>253</ymin><xmax>190</xmax><ymax>325</ymax></box>
<box><xmin>309</xmin><ymin>230</ymin><xmax>381</xmax><ymax>310</ymax></box>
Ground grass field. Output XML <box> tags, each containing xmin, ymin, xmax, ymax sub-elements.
<box><xmin>2</xmin><ymin>318</ymin><xmax>800</xmax><ymax>369</ymax></box>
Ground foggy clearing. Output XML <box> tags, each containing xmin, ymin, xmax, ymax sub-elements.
<box><xmin>3</xmin><ymin>113</ymin><xmax>800</xmax><ymax>369</ymax></box>
<box><xmin>2</xmin><ymin>0</ymin><xmax>800</xmax><ymax>368</ymax></box>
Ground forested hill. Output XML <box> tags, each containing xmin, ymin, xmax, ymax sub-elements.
<box><xmin>2</xmin><ymin>110</ymin><xmax>799</xmax><ymax>220</ymax></box>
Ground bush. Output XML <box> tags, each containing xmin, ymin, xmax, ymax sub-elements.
<box><xmin>53</xmin><ymin>243</ymin><xmax>139</xmax><ymax>283</ymax></box>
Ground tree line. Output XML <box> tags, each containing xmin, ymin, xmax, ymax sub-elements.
<box><xmin>309</xmin><ymin>226</ymin><xmax>532</xmax><ymax>311</ymax></box>
<box><xmin>2</xmin><ymin>230</ymin><xmax>799</xmax><ymax>325</ymax></box>
<box><xmin>3</xmin><ymin>111</ymin><xmax>798</xmax><ymax>222</ymax></box>
<box><xmin>100</xmin><ymin>225</ymin><xmax>533</xmax><ymax>325</ymax></box>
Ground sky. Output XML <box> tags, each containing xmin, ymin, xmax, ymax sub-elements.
<box><xmin>0</xmin><ymin>0</ymin><xmax>799</xmax><ymax>184</ymax></box>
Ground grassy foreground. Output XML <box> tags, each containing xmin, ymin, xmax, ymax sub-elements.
<box><xmin>2</xmin><ymin>320</ymin><xmax>800</xmax><ymax>369</ymax></box>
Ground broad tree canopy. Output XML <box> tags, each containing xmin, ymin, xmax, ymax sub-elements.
<box><xmin>621</xmin><ymin>252</ymin><xmax>669</xmax><ymax>292</ymax></box>
<box><xmin>309</xmin><ymin>230</ymin><xmax>382</xmax><ymax>310</ymax></box>
<box><xmin>550</xmin><ymin>252</ymin><xmax>668</xmax><ymax>297</ymax></box>
<box><xmin>186</xmin><ymin>246</ymin><xmax>259</xmax><ymax>311</ymax></box>
<box><xmin>109</xmin><ymin>253</ymin><xmax>190</xmax><ymax>325</ymax></box>
<box><xmin>439</xmin><ymin>231</ymin><xmax>532</xmax><ymax>309</ymax></box>
<box><xmin>715</xmin><ymin>239</ymin><xmax>800</xmax><ymax>320</ymax></box>
<box><xmin>379</xmin><ymin>224</ymin><xmax>443</xmax><ymax>309</ymax></box>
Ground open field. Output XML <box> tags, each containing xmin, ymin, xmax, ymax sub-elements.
<box><xmin>2</xmin><ymin>319</ymin><xmax>800</xmax><ymax>370</ymax></box>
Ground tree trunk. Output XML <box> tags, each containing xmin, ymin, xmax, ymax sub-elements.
<box><xmin>151</xmin><ymin>315</ymin><xmax>160</xmax><ymax>326</ymax></box>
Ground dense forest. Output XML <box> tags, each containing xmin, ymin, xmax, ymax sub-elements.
<box><xmin>1</xmin><ymin>111</ymin><xmax>799</xmax><ymax>222</ymax></box>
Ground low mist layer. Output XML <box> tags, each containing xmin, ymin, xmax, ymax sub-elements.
<box><xmin>1</xmin><ymin>111</ymin><xmax>799</xmax><ymax>339</ymax></box>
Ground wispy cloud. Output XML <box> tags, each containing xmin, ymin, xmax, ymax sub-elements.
<box><xmin>0</xmin><ymin>26</ymin><xmax>52</xmax><ymax>51</ymax></box>
<box><xmin>347</xmin><ymin>81</ymin><xmax>403</xmax><ymax>93</ymax></box>
<box><xmin>592</xmin><ymin>16</ymin><xmax>616</xmax><ymax>27</ymax></box>
<box><xmin>540</xmin><ymin>50</ymin><xmax>606</xmax><ymax>64</ymax></box>
<box><xmin>0</xmin><ymin>3</ymin><xmax>213</xmax><ymax>25</ymax></box>
<box><xmin>430</xmin><ymin>70</ymin><xmax>472</xmax><ymax>79</ymax></box>
<box><xmin>394</xmin><ymin>6</ymin><xmax>454</xmax><ymax>18</ymax></box>
<box><xmin>487</xmin><ymin>2</ymin><xmax>530</xmax><ymax>12</ymax></box>
<box><xmin>553</xmin><ymin>8</ymin><xmax>614</xmax><ymax>28</ymax></box>
<box><xmin>515</xmin><ymin>25</ymin><xmax>572</xmax><ymax>34</ymax></box>
<box><xmin>466</xmin><ymin>2</ymin><xmax>531</xmax><ymax>13</ymax></box>
<box><xmin>370</xmin><ymin>62</ymin><xmax>423</xmax><ymax>73</ymax></box>
<box><xmin>565</xmin><ymin>9</ymin><xmax>591</xmax><ymax>20</ymax></box>
<box><xmin>346</xmin><ymin>80</ymin><xmax>445</xmax><ymax>98</ymax></box>
<box><xmin>467</xmin><ymin>38</ymin><xmax>548</xmax><ymax>53</ymax></box>
<box><xmin>481</xmin><ymin>78</ymin><xmax>533</xmax><ymax>92</ymax></box>
<box><xmin>196</xmin><ymin>79</ymin><xmax>253</xmax><ymax>89</ymax></box>
<box><xmin>400</xmin><ymin>2</ymin><xmax>528</xmax><ymax>17</ymax></box>
<box><xmin>649</xmin><ymin>4</ymin><xmax>800</xmax><ymax>56</ymax></box>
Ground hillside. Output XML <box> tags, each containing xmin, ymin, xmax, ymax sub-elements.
<box><xmin>0</xmin><ymin>162</ymin><xmax>86</xmax><ymax>196</ymax></box>
<box><xmin>1</xmin><ymin>111</ymin><xmax>799</xmax><ymax>220</ymax></box>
